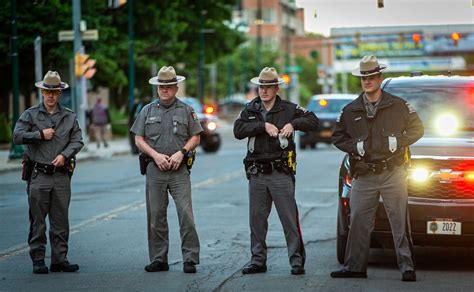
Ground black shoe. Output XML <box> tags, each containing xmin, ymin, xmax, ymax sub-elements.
<box><xmin>242</xmin><ymin>264</ymin><xmax>267</xmax><ymax>275</ymax></box>
<box><xmin>330</xmin><ymin>269</ymin><xmax>367</xmax><ymax>278</ymax></box>
<box><xmin>291</xmin><ymin>266</ymin><xmax>305</xmax><ymax>275</ymax></box>
<box><xmin>144</xmin><ymin>261</ymin><xmax>169</xmax><ymax>272</ymax></box>
<box><xmin>33</xmin><ymin>260</ymin><xmax>48</xmax><ymax>274</ymax></box>
<box><xmin>183</xmin><ymin>262</ymin><xmax>196</xmax><ymax>273</ymax></box>
<box><xmin>402</xmin><ymin>270</ymin><xmax>416</xmax><ymax>282</ymax></box>
<box><xmin>50</xmin><ymin>261</ymin><xmax>79</xmax><ymax>273</ymax></box>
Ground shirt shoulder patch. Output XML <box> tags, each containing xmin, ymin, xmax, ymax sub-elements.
<box><xmin>296</xmin><ymin>105</ymin><xmax>308</xmax><ymax>113</ymax></box>
<box><xmin>191</xmin><ymin>111</ymin><xmax>198</xmax><ymax>121</ymax></box>
<box><xmin>405</xmin><ymin>102</ymin><xmax>416</xmax><ymax>114</ymax></box>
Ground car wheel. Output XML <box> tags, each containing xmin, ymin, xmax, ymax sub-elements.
<box><xmin>202</xmin><ymin>142</ymin><xmax>220</xmax><ymax>153</ymax></box>
<box><xmin>310</xmin><ymin>142</ymin><xmax>316</xmax><ymax>149</ymax></box>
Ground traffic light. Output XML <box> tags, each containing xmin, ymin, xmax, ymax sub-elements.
<box><xmin>75</xmin><ymin>52</ymin><xmax>96</xmax><ymax>79</ymax></box>
<box><xmin>412</xmin><ymin>33</ymin><xmax>422</xmax><ymax>47</ymax></box>
<box><xmin>281</xmin><ymin>74</ymin><xmax>291</xmax><ymax>87</ymax></box>
<box><xmin>451</xmin><ymin>32</ymin><xmax>461</xmax><ymax>46</ymax></box>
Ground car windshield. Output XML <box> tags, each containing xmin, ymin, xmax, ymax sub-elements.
<box><xmin>180</xmin><ymin>97</ymin><xmax>203</xmax><ymax>113</ymax></box>
<box><xmin>383</xmin><ymin>86</ymin><xmax>474</xmax><ymax>137</ymax></box>
<box><xmin>307</xmin><ymin>99</ymin><xmax>354</xmax><ymax>114</ymax></box>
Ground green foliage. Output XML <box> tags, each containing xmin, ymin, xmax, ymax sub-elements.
<box><xmin>295</xmin><ymin>56</ymin><xmax>322</xmax><ymax>103</ymax></box>
<box><xmin>215</xmin><ymin>41</ymin><xmax>280</xmax><ymax>99</ymax></box>
<box><xmin>0</xmin><ymin>0</ymin><xmax>244</xmax><ymax>113</ymax></box>
<box><xmin>109</xmin><ymin>105</ymin><xmax>128</xmax><ymax>137</ymax></box>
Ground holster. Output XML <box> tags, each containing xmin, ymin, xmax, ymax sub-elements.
<box><xmin>21</xmin><ymin>156</ymin><xmax>34</xmax><ymax>181</ymax></box>
<box><xmin>139</xmin><ymin>153</ymin><xmax>151</xmax><ymax>175</ymax></box>
<box><xmin>66</xmin><ymin>156</ymin><xmax>76</xmax><ymax>178</ymax></box>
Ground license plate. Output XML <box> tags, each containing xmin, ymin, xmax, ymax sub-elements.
<box><xmin>320</xmin><ymin>130</ymin><xmax>332</xmax><ymax>137</ymax></box>
<box><xmin>427</xmin><ymin>220</ymin><xmax>461</xmax><ymax>235</ymax></box>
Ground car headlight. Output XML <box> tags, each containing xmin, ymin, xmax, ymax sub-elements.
<box><xmin>206</xmin><ymin>121</ymin><xmax>217</xmax><ymax>131</ymax></box>
<box><xmin>411</xmin><ymin>168</ymin><xmax>430</xmax><ymax>183</ymax></box>
<box><xmin>435</xmin><ymin>113</ymin><xmax>458</xmax><ymax>136</ymax></box>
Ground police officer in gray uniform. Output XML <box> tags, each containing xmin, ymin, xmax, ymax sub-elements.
<box><xmin>13</xmin><ymin>71</ymin><xmax>84</xmax><ymax>274</ymax></box>
<box><xmin>234</xmin><ymin>67</ymin><xmax>319</xmax><ymax>275</ymax></box>
<box><xmin>330</xmin><ymin>56</ymin><xmax>424</xmax><ymax>281</ymax></box>
<box><xmin>130</xmin><ymin>66</ymin><xmax>203</xmax><ymax>274</ymax></box>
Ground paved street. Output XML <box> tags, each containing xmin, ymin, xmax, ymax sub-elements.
<box><xmin>1</xmin><ymin>125</ymin><xmax>473</xmax><ymax>291</ymax></box>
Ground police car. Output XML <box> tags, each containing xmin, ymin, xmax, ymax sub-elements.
<box><xmin>336</xmin><ymin>75</ymin><xmax>474</xmax><ymax>263</ymax></box>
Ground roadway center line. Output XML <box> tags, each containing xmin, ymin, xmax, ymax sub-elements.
<box><xmin>0</xmin><ymin>169</ymin><xmax>243</xmax><ymax>261</ymax></box>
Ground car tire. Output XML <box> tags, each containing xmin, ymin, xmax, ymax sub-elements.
<box><xmin>310</xmin><ymin>142</ymin><xmax>316</xmax><ymax>149</ymax></box>
<box><xmin>202</xmin><ymin>142</ymin><xmax>220</xmax><ymax>153</ymax></box>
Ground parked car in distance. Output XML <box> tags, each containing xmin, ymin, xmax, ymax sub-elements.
<box><xmin>300</xmin><ymin>94</ymin><xmax>358</xmax><ymax>149</ymax></box>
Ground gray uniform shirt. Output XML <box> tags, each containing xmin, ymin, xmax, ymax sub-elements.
<box><xmin>130</xmin><ymin>98</ymin><xmax>203</xmax><ymax>156</ymax></box>
<box><xmin>13</xmin><ymin>103</ymin><xmax>84</xmax><ymax>163</ymax></box>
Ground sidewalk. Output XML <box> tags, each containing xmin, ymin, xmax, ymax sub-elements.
<box><xmin>0</xmin><ymin>138</ymin><xmax>131</xmax><ymax>174</ymax></box>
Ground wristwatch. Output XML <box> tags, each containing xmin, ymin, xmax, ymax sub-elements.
<box><xmin>181</xmin><ymin>147</ymin><xmax>188</xmax><ymax>155</ymax></box>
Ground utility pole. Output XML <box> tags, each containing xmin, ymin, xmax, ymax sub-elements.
<box><xmin>34</xmin><ymin>36</ymin><xmax>43</xmax><ymax>104</ymax></box>
<box><xmin>128</xmin><ymin>0</ymin><xmax>135</xmax><ymax>110</ymax></box>
<box><xmin>256</xmin><ymin>0</ymin><xmax>262</xmax><ymax>74</ymax></box>
<box><xmin>72</xmin><ymin>0</ymin><xmax>87</xmax><ymax>143</ymax></box>
<box><xmin>198</xmin><ymin>0</ymin><xmax>205</xmax><ymax>103</ymax></box>
<box><xmin>9</xmin><ymin>0</ymin><xmax>23</xmax><ymax>159</ymax></box>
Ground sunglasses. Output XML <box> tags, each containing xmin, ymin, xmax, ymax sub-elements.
<box><xmin>43</xmin><ymin>90</ymin><xmax>61</xmax><ymax>96</ymax></box>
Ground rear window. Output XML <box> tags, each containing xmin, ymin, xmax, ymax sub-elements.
<box><xmin>307</xmin><ymin>99</ymin><xmax>354</xmax><ymax>114</ymax></box>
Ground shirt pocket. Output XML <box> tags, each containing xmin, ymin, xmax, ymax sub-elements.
<box><xmin>173</xmin><ymin>115</ymin><xmax>188</xmax><ymax>137</ymax></box>
<box><xmin>381</xmin><ymin>129</ymin><xmax>400</xmax><ymax>153</ymax></box>
<box><xmin>145</xmin><ymin>116</ymin><xmax>162</xmax><ymax>138</ymax></box>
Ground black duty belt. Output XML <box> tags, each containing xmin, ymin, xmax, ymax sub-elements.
<box><xmin>33</xmin><ymin>162</ymin><xmax>68</xmax><ymax>175</ymax></box>
<box><xmin>365</xmin><ymin>155</ymin><xmax>404</xmax><ymax>174</ymax></box>
<box><xmin>247</xmin><ymin>160</ymin><xmax>288</xmax><ymax>175</ymax></box>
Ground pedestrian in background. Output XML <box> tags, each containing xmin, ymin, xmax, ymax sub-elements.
<box><xmin>234</xmin><ymin>67</ymin><xmax>319</xmax><ymax>275</ymax></box>
<box><xmin>330</xmin><ymin>55</ymin><xmax>424</xmax><ymax>281</ymax></box>
<box><xmin>13</xmin><ymin>71</ymin><xmax>84</xmax><ymax>274</ymax></box>
<box><xmin>130</xmin><ymin>66</ymin><xmax>202</xmax><ymax>273</ymax></box>
<box><xmin>90</xmin><ymin>98</ymin><xmax>110</xmax><ymax>148</ymax></box>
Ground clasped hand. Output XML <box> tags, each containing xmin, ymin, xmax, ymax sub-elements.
<box><xmin>265</xmin><ymin>122</ymin><xmax>294</xmax><ymax>138</ymax></box>
<box><xmin>153</xmin><ymin>151</ymin><xmax>184</xmax><ymax>171</ymax></box>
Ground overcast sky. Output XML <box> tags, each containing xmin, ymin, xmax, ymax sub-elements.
<box><xmin>295</xmin><ymin>0</ymin><xmax>474</xmax><ymax>36</ymax></box>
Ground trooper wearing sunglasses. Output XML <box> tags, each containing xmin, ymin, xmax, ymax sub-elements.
<box><xmin>13</xmin><ymin>71</ymin><xmax>84</xmax><ymax>274</ymax></box>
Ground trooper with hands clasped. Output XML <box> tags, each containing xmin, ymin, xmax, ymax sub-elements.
<box><xmin>234</xmin><ymin>67</ymin><xmax>319</xmax><ymax>275</ymax></box>
<box><xmin>130</xmin><ymin>66</ymin><xmax>203</xmax><ymax>274</ymax></box>
<box><xmin>13</xmin><ymin>71</ymin><xmax>84</xmax><ymax>274</ymax></box>
<box><xmin>330</xmin><ymin>55</ymin><xmax>424</xmax><ymax>282</ymax></box>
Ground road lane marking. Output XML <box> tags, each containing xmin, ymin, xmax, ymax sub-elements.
<box><xmin>0</xmin><ymin>169</ymin><xmax>244</xmax><ymax>261</ymax></box>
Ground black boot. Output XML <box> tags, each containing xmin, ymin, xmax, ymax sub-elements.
<box><xmin>144</xmin><ymin>261</ymin><xmax>169</xmax><ymax>272</ymax></box>
<box><xmin>33</xmin><ymin>260</ymin><xmax>48</xmax><ymax>274</ymax></box>
<box><xmin>50</xmin><ymin>261</ymin><xmax>79</xmax><ymax>272</ymax></box>
<box><xmin>183</xmin><ymin>262</ymin><xmax>196</xmax><ymax>273</ymax></box>
<box><xmin>242</xmin><ymin>264</ymin><xmax>267</xmax><ymax>274</ymax></box>
<box><xmin>330</xmin><ymin>269</ymin><xmax>367</xmax><ymax>278</ymax></box>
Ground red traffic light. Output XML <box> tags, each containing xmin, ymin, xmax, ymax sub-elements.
<box><xmin>451</xmin><ymin>32</ymin><xmax>461</xmax><ymax>46</ymax></box>
<box><xmin>412</xmin><ymin>33</ymin><xmax>421</xmax><ymax>45</ymax></box>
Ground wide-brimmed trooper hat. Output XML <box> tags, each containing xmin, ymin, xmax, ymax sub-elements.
<box><xmin>351</xmin><ymin>55</ymin><xmax>387</xmax><ymax>77</ymax></box>
<box><xmin>35</xmin><ymin>71</ymin><xmax>69</xmax><ymax>90</ymax></box>
<box><xmin>250</xmin><ymin>67</ymin><xmax>284</xmax><ymax>85</ymax></box>
<box><xmin>149</xmin><ymin>66</ymin><xmax>186</xmax><ymax>85</ymax></box>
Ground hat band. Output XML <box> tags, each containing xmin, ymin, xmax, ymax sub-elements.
<box><xmin>360</xmin><ymin>66</ymin><xmax>381</xmax><ymax>75</ymax></box>
<box><xmin>157</xmin><ymin>78</ymin><xmax>177</xmax><ymax>83</ymax></box>
<box><xmin>42</xmin><ymin>83</ymin><xmax>62</xmax><ymax>89</ymax></box>
<box><xmin>259</xmin><ymin>78</ymin><xmax>278</xmax><ymax>84</ymax></box>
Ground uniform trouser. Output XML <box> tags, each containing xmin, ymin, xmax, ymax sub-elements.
<box><xmin>344</xmin><ymin>165</ymin><xmax>415</xmax><ymax>273</ymax></box>
<box><xmin>27</xmin><ymin>171</ymin><xmax>71</xmax><ymax>264</ymax></box>
<box><xmin>145</xmin><ymin>163</ymin><xmax>200</xmax><ymax>264</ymax></box>
<box><xmin>248</xmin><ymin>171</ymin><xmax>305</xmax><ymax>267</ymax></box>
